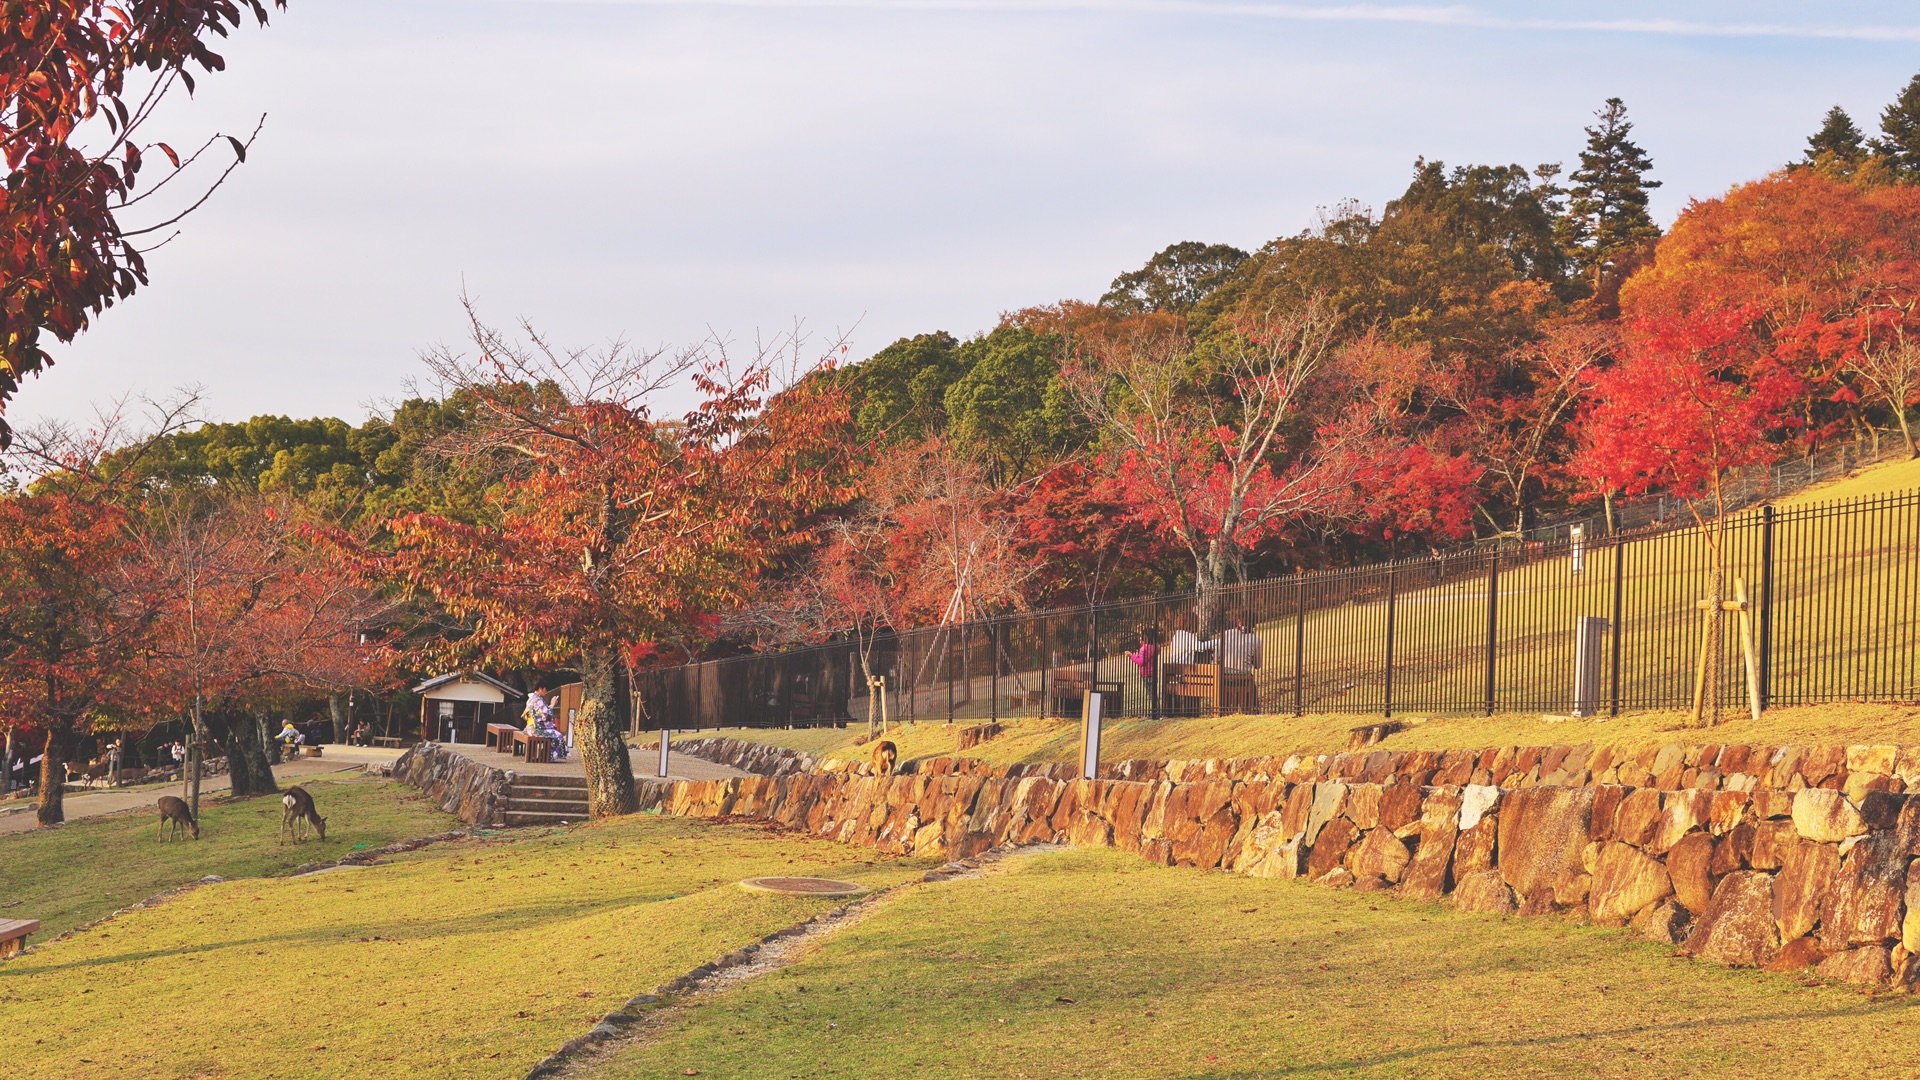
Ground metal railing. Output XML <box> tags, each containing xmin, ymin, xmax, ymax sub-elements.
<box><xmin>640</xmin><ymin>488</ymin><xmax>1920</xmax><ymax>728</ymax></box>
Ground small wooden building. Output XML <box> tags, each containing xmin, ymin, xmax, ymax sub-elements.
<box><xmin>414</xmin><ymin>672</ymin><xmax>522</xmax><ymax>745</ymax></box>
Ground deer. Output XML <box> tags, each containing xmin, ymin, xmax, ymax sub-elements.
<box><xmin>157</xmin><ymin>795</ymin><xmax>199</xmax><ymax>841</ymax></box>
<box><xmin>280</xmin><ymin>785</ymin><xmax>327</xmax><ymax>843</ymax></box>
<box><xmin>871</xmin><ymin>740</ymin><xmax>897</xmax><ymax>776</ymax></box>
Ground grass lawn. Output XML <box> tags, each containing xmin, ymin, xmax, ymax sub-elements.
<box><xmin>0</xmin><ymin>775</ymin><xmax>458</xmax><ymax>938</ymax></box>
<box><xmin>585</xmin><ymin>845</ymin><xmax>1920</xmax><ymax>1080</ymax></box>
<box><xmin>0</xmin><ymin>815</ymin><xmax>934</xmax><ymax>1080</ymax></box>
<box><xmin>683</xmin><ymin>699</ymin><xmax>1920</xmax><ymax>771</ymax></box>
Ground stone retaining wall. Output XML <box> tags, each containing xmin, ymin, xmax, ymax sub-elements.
<box><xmin>632</xmin><ymin>766</ymin><xmax>1920</xmax><ymax>991</ymax></box>
<box><xmin>393</xmin><ymin>743</ymin><xmax>512</xmax><ymax>825</ymax></box>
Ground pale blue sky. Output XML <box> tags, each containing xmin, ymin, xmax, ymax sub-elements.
<box><xmin>19</xmin><ymin>1</ymin><xmax>1920</xmax><ymax>428</ymax></box>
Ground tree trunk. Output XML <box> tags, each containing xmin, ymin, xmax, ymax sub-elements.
<box><xmin>35</xmin><ymin>728</ymin><xmax>66</xmax><ymax>826</ymax></box>
<box><xmin>226</xmin><ymin>711</ymin><xmax>278</xmax><ymax>797</ymax></box>
<box><xmin>2</xmin><ymin>726</ymin><xmax>12</xmax><ymax>796</ymax></box>
<box><xmin>329</xmin><ymin>693</ymin><xmax>348</xmax><ymax>745</ymax></box>
<box><xmin>576</xmin><ymin>647</ymin><xmax>639</xmax><ymax>817</ymax></box>
<box><xmin>187</xmin><ymin>698</ymin><xmax>207</xmax><ymax>819</ymax></box>
<box><xmin>1898</xmin><ymin>406</ymin><xmax>1917</xmax><ymax>460</ymax></box>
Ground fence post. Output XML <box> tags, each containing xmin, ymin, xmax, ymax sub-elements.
<box><xmin>1484</xmin><ymin>553</ymin><xmax>1500</xmax><ymax>716</ymax></box>
<box><xmin>1609</xmin><ymin>538</ymin><xmax>1625</xmax><ymax>716</ymax></box>
<box><xmin>1759</xmin><ymin>504</ymin><xmax>1775</xmax><ymax>708</ymax></box>
<box><xmin>1293</xmin><ymin>577</ymin><xmax>1307</xmax><ymax>716</ymax></box>
<box><xmin>1383</xmin><ymin>566</ymin><xmax>1398</xmax><ymax>717</ymax></box>
<box><xmin>990</xmin><ymin>620</ymin><xmax>999</xmax><ymax>723</ymax></box>
<box><xmin>1039</xmin><ymin>615</ymin><xmax>1050</xmax><ymax>720</ymax></box>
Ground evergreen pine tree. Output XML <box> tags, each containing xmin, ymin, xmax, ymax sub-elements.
<box><xmin>1565</xmin><ymin>97</ymin><xmax>1661</xmax><ymax>292</ymax></box>
<box><xmin>1871</xmin><ymin>72</ymin><xmax>1920</xmax><ymax>178</ymax></box>
<box><xmin>1804</xmin><ymin>105</ymin><xmax>1867</xmax><ymax>165</ymax></box>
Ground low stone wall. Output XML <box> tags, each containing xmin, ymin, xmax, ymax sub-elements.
<box><xmin>888</xmin><ymin>741</ymin><xmax>1920</xmax><ymax>799</ymax></box>
<box><xmin>663</xmin><ymin>737</ymin><xmax>817</xmax><ymax>777</ymax></box>
<box><xmin>393</xmin><ymin>743</ymin><xmax>512</xmax><ymax>825</ymax></box>
<box><xmin>634</xmin><ymin>767</ymin><xmax>1920</xmax><ymax>991</ymax></box>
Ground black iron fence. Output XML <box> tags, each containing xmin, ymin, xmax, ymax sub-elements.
<box><xmin>640</xmin><ymin>487</ymin><xmax>1920</xmax><ymax>729</ymax></box>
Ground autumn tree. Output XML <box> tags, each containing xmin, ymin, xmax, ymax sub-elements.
<box><xmin>1575</xmin><ymin>308</ymin><xmax>1801</xmax><ymax>725</ymax></box>
<box><xmin>0</xmin><ymin>490</ymin><xmax>151</xmax><ymax>824</ymax></box>
<box><xmin>1007</xmin><ymin>461</ymin><xmax>1182</xmax><ymax>607</ymax></box>
<box><xmin>1</xmin><ymin>0</ymin><xmax>281</xmax><ymax>443</ymax></box>
<box><xmin>362</xmin><ymin>313</ymin><xmax>852</xmax><ymax>817</ymax></box>
<box><xmin>137</xmin><ymin>493</ymin><xmax>395</xmax><ymax>814</ymax></box>
<box><xmin>1620</xmin><ymin>169</ymin><xmax>1920</xmax><ymax>443</ymax></box>
<box><xmin>1065</xmin><ymin>297</ymin><xmax>1473</xmax><ymax>612</ymax></box>
<box><xmin>1435</xmin><ymin>320</ymin><xmax>1615</xmax><ymax>534</ymax></box>
<box><xmin>1846</xmin><ymin>328</ymin><xmax>1920</xmax><ymax>458</ymax></box>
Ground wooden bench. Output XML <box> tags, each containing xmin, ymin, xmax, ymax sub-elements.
<box><xmin>511</xmin><ymin>729</ymin><xmax>554</xmax><ymax>764</ymax></box>
<box><xmin>1049</xmin><ymin>668</ymin><xmax>1124</xmax><ymax>718</ymax></box>
<box><xmin>485</xmin><ymin>723</ymin><xmax>522</xmax><ymax>752</ymax></box>
<box><xmin>372</xmin><ymin>736</ymin><xmax>402</xmax><ymax>749</ymax></box>
<box><xmin>302</xmin><ymin>746</ymin><xmax>323</xmax><ymax>758</ymax></box>
<box><xmin>0</xmin><ymin>918</ymin><xmax>40</xmax><ymax>958</ymax></box>
<box><xmin>1162</xmin><ymin>663</ymin><xmax>1258</xmax><ymax>717</ymax></box>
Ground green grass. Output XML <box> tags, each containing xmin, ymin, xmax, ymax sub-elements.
<box><xmin>0</xmin><ymin>775</ymin><xmax>457</xmax><ymax>938</ymax></box>
<box><xmin>688</xmin><ymin>699</ymin><xmax>1920</xmax><ymax>770</ymax></box>
<box><xmin>0</xmin><ymin>815</ymin><xmax>934</xmax><ymax>1080</ymax></box>
<box><xmin>585</xmin><ymin>845</ymin><xmax>1920</xmax><ymax>1080</ymax></box>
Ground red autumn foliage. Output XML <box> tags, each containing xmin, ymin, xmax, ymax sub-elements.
<box><xmin>355</xmin><ymin>319</ymin><xmax>854</xmax><ymax>816</ymax></box>
<box><xmin>1619</xmin><ymin>170</ymin><xmax>1920</xmax><ymax>439</ymax></box>
<box><xmin>1</xmin><ymin>0</ymin><xmax>281</xmax><ymax>443</ymax></box>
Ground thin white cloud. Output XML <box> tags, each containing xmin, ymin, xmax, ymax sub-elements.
<box><xmin>505</xmin><ymin>0</ymin><xmax>1920</xmax><ymax>43</ymax></box>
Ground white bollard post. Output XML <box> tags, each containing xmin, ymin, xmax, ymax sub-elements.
<box><xmin>1080</xmin><ymin>690</ymin><xmax>1104</xmax><ymax>780</ymax></box>
<box><xmin>1572</xmin><ymin>616</ymin><xmax>1609</xmax><ymax>717</ymax></box>
<box><xmin>658</xmin><ymin>726</ymin><xmax>670</xmax><ymax>778</ymax></box>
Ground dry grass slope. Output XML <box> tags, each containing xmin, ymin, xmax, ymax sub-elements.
<box><xmin>0</xmin><ymin>816</ymin><xmax>932</xmax><ymax>1080</ymax></box>
<box><xmin>584</xmin><ymin>845</ymin><xmax>1920</xmax><ymax>1080</ymax></box>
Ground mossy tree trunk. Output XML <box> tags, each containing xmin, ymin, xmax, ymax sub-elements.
<box><xmin>576</xmin><ymin>646</ymin><xmax>638</xmax><ymax>817</ymax></box>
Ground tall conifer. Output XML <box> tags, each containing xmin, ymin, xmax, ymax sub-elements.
<box><xmin>1565</xmin><ymin>97</ymin><xmax>1661</xmax><ymax>292</ymax></box>
<box><xmin>1805</xmin><ymin>105</ymin><xmax>1867</xmax><ymax>165</ymax></box>
<box><xmin>1871</xmin><ymin>73</ymin><xmax>1920</xmax><ymax>178</ymax></box>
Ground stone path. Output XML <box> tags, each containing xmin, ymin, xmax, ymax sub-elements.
<box><xmin>0</xmin><ymin>746</ymin><xmax>407</xmax><ymax>835</ymax></box>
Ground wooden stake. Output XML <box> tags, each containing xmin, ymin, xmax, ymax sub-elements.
<box><xmin>1734</xmin><ymin>578</ymin><xmax>1762</xmax><ymax>722</ymax></box>
<box><xmin>1690</xmin><ymin>603</ymin><xmax>1714</xmax><ymax>725</ymax></box>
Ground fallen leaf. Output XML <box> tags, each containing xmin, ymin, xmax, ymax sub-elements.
<box><xmin>1055</xmin><ymin>996</ymin><xmax>1076</xmax><ymax>1004</ymax></box>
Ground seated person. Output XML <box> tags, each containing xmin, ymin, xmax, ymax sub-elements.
<box><xmin>1164</xmin><ymin>628</ymin><xmax>1203</xmax><ymax>665</ymax></box>
<box><xmin>1218</xmin><ymin>620</ymin><xmax>1264</xmax><ymax>674</ymax></box>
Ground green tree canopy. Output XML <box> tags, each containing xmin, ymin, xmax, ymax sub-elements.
<box><xmin>850</xmin><ymin>331</ymin><xmax>964</xmax><ymax>446</ymax></box>
<box><xmin>1101</xmin><ymin>241</ymin><xmax>1249</xmax><ymax>314</ymax></box>
<box><xmin>943</xmin><ymin>326</ymin><xmax>1081</xmax><ymax>482</ymax></box>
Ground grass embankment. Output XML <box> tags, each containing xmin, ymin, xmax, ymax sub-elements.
<box><xmin>686</xmin><ymin>700</ymin><xmax>1920</xmax><ymax>769</ymax></box>
<box><xmin>586</xmin><ymin>845</ymin><xmax>1920</xmax><ymax>1080</ymax></box>
<box><xmin>1777</xmin><ymin>452</ymin><xmax>1920</xmax><ymax>505</ymax></box>
<box><xmin>0</xmin><ymin>815</ymin><xmax>932</xmax><ymax>1080</ymax></box>
<box><xmin>0</xmin><ymin>775</ymin><xmax>457</xmax><ymax>938</ymax></box>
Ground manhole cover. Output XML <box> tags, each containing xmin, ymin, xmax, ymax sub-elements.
<box><xmin>738</xmin><ymin>877</ymin><xmax>870</xmax><ymax>897</ymax></box>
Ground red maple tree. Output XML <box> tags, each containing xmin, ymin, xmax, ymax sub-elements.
<box><xmin>1575</xmin><ymin>307</ymin><xmax>1802</xmax><ymax>723</ymax></box>
<box><xmin>358</xmin><ymin>317</ymin><xmax>853</xmax><ymax>816</ymax></box>
<box><xmin>1</xmin><ymin>0</ymin><xmax>281</xmax><ymax>442</ymax></box>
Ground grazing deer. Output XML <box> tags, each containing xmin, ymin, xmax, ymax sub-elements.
<box><xmin>280</xmin><ymin>785</ymin><xmax>327</xmax><ymax>843</ymax></box>
<box><xmin>871</xmin><ymin>740</ymin><xmax>897</xmax><ymax>776</ymax></box>
<box><xmin>157</xmin><ymin>795</ymin><xmax>199</xmax><ymax>841</ymax></box>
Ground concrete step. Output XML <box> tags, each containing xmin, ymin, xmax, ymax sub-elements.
<box><xmin>505</xmin><ymin>773</ymin><xmax>588</xmax><ymax>789</ymax></box>
<box><xmin>499</xmin><ymin>808</ymin><xmax>587</xmax><ymax>827</ymax></box>
<box><xmin>503</xmin><ymin>796</ymin><xmax>590</xmax><ymax>814</ymax></box>
<box><xmin>505</xmin><ymin>785</ymin><xmax>590</xmax><ymax>802</ymax></box>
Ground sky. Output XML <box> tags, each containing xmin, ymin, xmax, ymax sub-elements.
<box><xmin>15</xmin><ymin>0</ymin><xmax>1920</xmax><ymax>430</ymax></box>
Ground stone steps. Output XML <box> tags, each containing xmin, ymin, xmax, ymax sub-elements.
<box><xmin>502</xmin><ymin>774</ymin><xmax>589</xmax><ymax>825</ymax></box>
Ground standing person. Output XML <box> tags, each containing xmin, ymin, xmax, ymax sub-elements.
<box><xmin>1129</xmin><ymin>627</ymin><xmax>1160</xmax><ymax>722</ymax></box>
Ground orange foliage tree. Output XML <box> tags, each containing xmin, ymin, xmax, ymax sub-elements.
<box><xmin>1619</xmin><ymin>170</ymin><xmax>1920</xmax><ymax>445</ymax></box>
<box><xmin>359</xmin><ymin>316</ymin><xmax>853</xmax><ymax>817</ymax></box>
